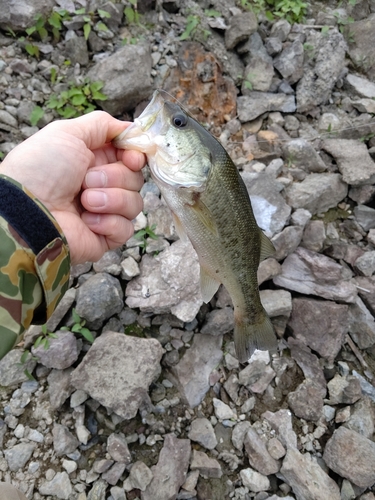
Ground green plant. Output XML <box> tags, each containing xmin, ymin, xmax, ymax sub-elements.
<box><xmin>134</xmin><ymin>224</ymin><xmax>158</xmax><ymax>252</ymax></box>
<box><xmin>75</xmin><ymin>7</ymin><xmax>111</xmax><ymax>40</ymax></box>
<box><xmin>124</xmin><ymin>0</ymin><xmax>141</xmax><ymax>24</ymax></box>
<box><xmin>238</xmin><ymin>0</ymin><xmax>307</xmax><ymax>24</ymax></box>
<box><xmin>180</xmin><ymin>14</ymin><xmax>200</xmax><ymax>40</ymax></box>
<box><xmin>26</xmin><ymin>10</ymin><xmax>71</xmax><ymax>42</ymax></box>
<box><xmin>46</xmin><ymin>80</ymin><xmax>107</xmax><ymax>119</ymax></box>
<box><xmin>61</xmin><ymin>308</ymin><xmax>94</xmax><ymax>343</ymax></box>
<box><xmin>30</xmin><ymin>106</ymin><xmax>44</xmax><ymax>126</ymax></box>
<box><xmin>0</xmin><ymin>151</ymin><xmax>5</xmax><ymax>160</ymax></box>
<box><xmin>360</xmin><ymin>133</ymin><xmax>375</xmax><ymax>143</ymax></box>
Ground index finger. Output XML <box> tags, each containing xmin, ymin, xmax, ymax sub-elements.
<box><xmin>56</xmin><ymin>110</ymin><xmax>131</xmax><ymax>150</ymax></box>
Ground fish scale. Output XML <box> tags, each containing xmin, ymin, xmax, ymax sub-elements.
<box><xmin>113</xmin><ymin>90</ymin><xmax>277</xmax><ymax>362</ymax></box>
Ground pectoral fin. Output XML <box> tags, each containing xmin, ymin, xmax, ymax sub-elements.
<box><xmin>190</xmin><ymin>198</ymin><xmax>218</xmax><ymax>236</ymax></box>
<box><xmin>172</xmin><ymin>213</ymin><xmax>189</xmax><ymax>243</ymax></box>
<box><xmin>200</xmin><ymin>266</ymin><xmax>221</xmax><ymax>303</ymax></box>
<box><xmin>260</xmin><ymin>232</ymin><xmax>275</xmax><ymax>261</ymax></box>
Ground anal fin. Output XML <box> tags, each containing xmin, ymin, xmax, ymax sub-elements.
<box><xmin>260</xmin><ymin>231</ymin><xmax>275</xmax><ymax>261</ymax></box>
<box><xmin>200</xmin><ymin>266</ymin><xmax>221</xmax><ymax>303</ymax></box>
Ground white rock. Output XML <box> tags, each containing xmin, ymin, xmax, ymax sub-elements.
<box><xmin>240</xmin><ymin>467</ymin><xmax>270</xmax><ymax>492</ymax></box>
<box><xmin>213</xmin><ymin>398</ymin><xmax>236</xmax><ymax>420</ymax></box>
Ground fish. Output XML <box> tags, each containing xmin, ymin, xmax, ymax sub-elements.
<box><xmin>113</xmin><ymin>90</ymin><xmax>277</xmax><ymax>363</ymax></box>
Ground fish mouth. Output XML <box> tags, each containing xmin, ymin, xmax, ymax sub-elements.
<box><xmin>113</xmin><ymin>90</ymin><xmax>166</xmax><ymax>152</ymax></box>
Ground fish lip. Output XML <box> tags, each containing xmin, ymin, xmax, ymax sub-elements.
<box><xmin>112</xmin><ymin>121</ymin><xmax>152</xmax><ymax>150</ymax></box>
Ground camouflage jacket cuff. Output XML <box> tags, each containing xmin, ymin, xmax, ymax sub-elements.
<box><xmin>0</xmin><ymin>175</ymin><xmax>70</xmax><ymax>358</ymax></box>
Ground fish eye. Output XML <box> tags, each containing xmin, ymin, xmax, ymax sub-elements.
<box><xmin>172</xmin><ymin>113</ymin><xmax>187</xmax><ymax>128</ymax></box>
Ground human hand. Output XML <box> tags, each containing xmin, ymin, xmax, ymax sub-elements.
<box><xmin>0</xmin><ymin>111</ymin><xmax>145</xmax><ymax>265</ymax></box>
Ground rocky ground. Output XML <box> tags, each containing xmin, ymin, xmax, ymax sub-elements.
<box><xmin>1</xmin><ymin>0</ymin><xmax>375</xmax><ymax>499</ymax></box>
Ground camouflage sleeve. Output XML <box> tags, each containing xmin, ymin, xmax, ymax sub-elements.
<box><xmin>0</xmin><ymin>175</ymin><xmax>70</xmax><ymax>359</ymax></box>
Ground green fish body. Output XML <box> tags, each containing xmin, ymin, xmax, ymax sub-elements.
<box><xmin>114</xmin><ymin>90</ymin><xmax>277</xmax><ymax>362</ymax></box>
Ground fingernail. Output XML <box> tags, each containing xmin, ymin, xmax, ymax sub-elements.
<box><xmin>85</xmin><ymin>171</ymin><xmax>106</xmax><ymax>188</ymax></box>
<box><xmin>86</xmin><ymin>190</ymin><xmax>107</xmax><ymax>208</ymax></box>
<box><xmin>83</xmin><ymin>212</ymin><xmax>101</xmax><ymax>225</ymax></box>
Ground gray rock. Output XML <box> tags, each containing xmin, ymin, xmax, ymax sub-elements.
<box><xmin>244</xmin><ymin>427</ymin><xmax>280</xmax><ymax>475</ymax></box>
<box><xmin>240</xmin><ymin>467</ymin><xmax>270</xmax><ymax>492</ymax></box>
<box><xmin>267</xmin><ymin>437</ymin><xmax>286</xmax><ymax>460</ymax></box>
<box><xmin>87</xmin><ymin>43</ymin><xmax>152</xmax><ymax>115</ymax></box>
<box><xmin>31</xmin><ymin>331</ymin><xmax>79</xmax><ymax>370</ymax></box>
<box><xmin>121</xmin><ymin>256</ymin><xmax>140</xmax><ymax>280</ymax></box>
<box><xmin>142</xmin><ymin>434</ymin><xmax>191</xmax><ymax>499</ymax></box>
<box><xmin>126</xmin><ymin>240</ymin><xmax>202</xmax><ymax>323</ymax></box>
<box><xmin>75</xmin><ymin>272</ymin><xmax>123</xmax><ymax>329</ymax></box>
<box><xmin>355</xmin><ymin>251</ymin><xmax>375</xmax><ymax>277</ymax></box>
<box><xmin>242</xmin><ymin>33</ymin><xmax>274</xmax><ymax>92</ymax></box>
<box><xmin>168</xmin><ymin>334</ymin><xmax>222</xmax><ymax>407</ymax></box>
<box><xmin>274</xmin><ymin>247</ymin><xmax>357</xmax><ymax>303</ymax></box>
<box><xmin>282</xmin><ymin>139</ymin><xmax>326</xmax><ymax>173</ymax></box>
<box><xmin>39</xmin><ymin>471</ymin><xmax>72</xmax><ymax>499</ymax></box>
<box><xmin>352</xmin><ymin>98</ymin><xmax>375</xmax><ymax>114</ymax></box>
<box><xmin>290</xmin><ymin>208</ymin><xmax>312</xmax><ymax>228</ymax></box>
<box><xmin>323</xmin><ymin>426</ymin><xmax>375</xmax><ymax>488</ymax></box>
<box><xmin>346</xmin><ymin>14</ymin><xmax>375</xmax><ymax>81</ymax></box>
<box><xmin>288</xmin><ymin>298</ymin><xmax>348</xmax><ymax>363</ymax></box>
<box><xmin>270</xmin><ymin>19</ymin><xmax>291</xmax><ymax>42</ymax></box>
<box><xmin>327</xmin><ymin>374</ymin><xmax>362</xmax><ymax>405</ymax></box>
<box><xmin>352</xmin><ymin>370</ymin><xmax>375</xmax><ymax>402</ymax></box>
<box><xmin>232</xmin><ymin>421</ymin><xmax>252</xmax><ymax>451</ymax></box>
<box><xmin>296</xmin><ymin>30</ymin><xmax>347</xmax><ymax>112</ymax></box>
<box><xmin>4</xmin><ymin>442</ymin><xmax>35</xmax><ymax>471</ymax></box>
<box><xmin>265</xmin><ymin>37</ymin><xmax>283</xmax><ymax>55</ymax></box>
<box><xmin>322</xmin><ymin>139</ymin><xmax>375</xmax><ymax>186</ymax></box>
<box><xmin>225</xmin><ymin>11</ymin><xmax>258</xmax><ymax>50</ymax></box>
<box><xmin>213</xmin><ymin>398</ymin><xmax>236</xmax><ymax>420</ymax></box>
<box><xmin>284</xmin><ymin>173</ymin><xmax>348</xmax><ymax>215</ymax></box>
<box><xmin>190</xmin><ymin>449</ymin><xmax>222</xmax><ymax>478</ymax></box>
<box><xmin>147</xmin><ymin>204</ymin><xmax>176</xmax><ymax>239</ymax></box>
<box><xmin>274</xmin><ymin>40</ymin><xmax>304</xmax><ymax>85</ymax></box>
<box><xmin>345</xmin><ymin>73</ymin><xmax>375</xmax><ymax>98</ymax></box>
<box><xmin>201</xmin><ymin>307</ymin><xmax>234</xmax><ymax>336</ymax></box>
<box><xmin>188</xmin><ymin>418</ymin><xmax>217</xmax><ymax>450</ymax></box>
<box><xmin>301</xmin><ymin>220</ymin><xmax>326</xmax><ymax>253</ymax></box>
<box><xmin>124</xmin><ymin>460</ymin><xmax>153</xmax><ymax>492</ymax></box>
<box><xmin>271</xmin><ymin>226</ymin><xmax>303</xmax><ymax>261</ymax></box>
<box><xmin>102</xmin><ymin>461</ymin><xmax>126</xmax><ymax>485</ymax></box>
<box><xmin>87</xmin><ymin>479</ymin><xmax>107</xmax><ymax>500</ymax></box>
<box><xmin>47</xmin><ymin>368</ymin><xmax>73</xmax><ymax>409</ymax></box>
<box><xmin>288</xmin><ymin>338</ymin><xmax>326</xmax><ymax>396</ymax></box>
<box><xmin>0</xmin><ymin>0</ymin><xmax>54</xmax><ymax>30</ymax></box>
<box><xmin>348</xmin><ymin>297</ymin><xmax>375</xmax><ymax>349</ymax></box>
<box><xmin>44</xmin><ymin>288</ymin><xmax>76</xmax><ymax>334</ymax></box>
<box><xmin>260</xmin><ymin>289</ymin><xmax>292</xmax><ymax>319</ymax></box>
<box><xmin>354</xmin><ymin>205</ymin><xmax>375</xmax><ymax>231</ymax></box>
<box><xmin>0</xmin><ymin>349</ymin><xmax>37</xmax><ymax>387</ymax></box>
<box><xmin>262</xmin><ymin>409</ymin><xmax>297</xmax><ymax>450</ymax></box>
<box><xmin>349</xmin><ymin>185</ymin><xmax>375</xmax><ymax>205</ymax></box>
<box><xmin>64</xmin><ymin>36</ymin><xmax>89</xmax><ymax>65</ymax></box>
<box><xmin>239</xmin><ymin>359</ymin><xmax>276</xmax><ymax>394</ymax></box>
<box><xmin>242</xmin><ymin>172</ymin><xmax>291</xmax><ymax>237</ymax></box>
<box><xmin>288</xmin><ymin>380</ymin><xmax>324</xmax><ymax>422</ymax></box>
<box><xmin>107</xmin><ymin>433</ymin><xmax>131</xmax><ymax>464</ymax></box>
<box><xmin>257</xmin><ymin>258</ymin><xmax>282</xmax><ymax>286</ymax></box>
<box><xmin>52</xmin><ymin>424</ymin><xmax>80</xmax><ymax>457</ymax></box>
<box><xmin>93</xmin><ymin>250</ymin><xmax>122</xmax><ymax>275</ymax></box>
<box><xmin>345</xmin><ymin>397</ymin><xmax>375</xmax><ymax>439</ymax></box>
<box><xmin>281</xmin><ymin>448</ymin><xmax>341</xmax><ymax>500</ymax></box>
<box><xmin>238</xmin><ymin>92</ymin><xmax>296</xmax><ymax>122</ymax></box>
<box><xmin>0</xmin><ymin>109</ymin><xmax>18</xmax><ymax>128</ymax></box>
<box><xmin>71</xmin><ymin>332</ymin><xmax>164</xmax><ymax>419</ymax></box>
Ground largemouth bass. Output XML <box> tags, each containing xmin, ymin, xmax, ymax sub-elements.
<box><xmin>114</xmin><ymin>90</ymin><xmax>277</xmax><ymax>362</ymax></box>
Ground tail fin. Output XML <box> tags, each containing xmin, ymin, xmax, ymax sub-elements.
<box><xmin>234</xmin><ymin>310</ymin><xmax>277</xmax><ymax>363</ymax></box>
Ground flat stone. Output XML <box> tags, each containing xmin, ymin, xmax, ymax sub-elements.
<box><xmin>38</xmin><ymin>471</ymin><xmax>72</xmax><ymax>499</ymax></box>
<box><xmin>142</xmin><ymin>434</ymin><xmax>191</xmax><ymax>499</ymax></box>
<box><xmin>288</xmin><ymin>338</ymin><xmax>326</xmax><ymax>396</ymax></box>
<box><xmin>31</xmin><ymin>331</ymin><xmax>79</xmax><ymax>370</ymax></box>
<box><xmin>322</xmin><ymin>139</ymin><xmax>375</xmax><ymax>186</ymax></box>
<box><xmin>107</xmin><ymin>433</ymin><xmax>131</xmax><ymax>464</ymax></box>
<box><xmin>190</xmin><ymin>449</ymin><xmax>222</xmax><ymax>479</ymax></box>
<box><xmin>274</xmin><ymin>247</ymin><xmax>357</xmax><ymax>303</ymax></box>
<box><xmin>348</xmin><ymin>297</ymin><xmax>375</xmax><ymax>349</ymax></box>
<box><xmin>126</xmin><ymin>240</ymin><xmax>202</xmax><ymax>323</ymax></box>
<box><xmin>346</xmin><ymin>15</ymin><xmax>375</xmax><ymax>82</ymax></box>
<box><xmin>284</xmin><ymin>173</ymin><xmax>348</xmax><ymax>215</ymax></box>
<box><xmin>201</xmin><ymin>307</ymin><xmax>234</xmax><ymax>336</ymax></box>
<box><xmin>0</xmin><ymin>349</ymin><xmax>37</xmax><ymax>387</ymax></box>
<box><xmin>225</xmin><ymin>11</ymin><xmax>258</xmax><ymax>50</ymax></box>
<box><xmin>288</xmin><ymin>380</ymin><xmax>324</xmax><ymax>422</ymax></box>
<box><xmin>238</xmin><ymin>92</ymin><xmax>296</xmax><ymax>122</ymax></box>
<box><xmin>87</xmin><ymin>43</ymin><xmax>152</xmax><ymax>114</ymax></box>
<box><xmin>242</xmin><ymin>33</ymin><xmax>274</xmax><ymax>92</ymax></box>
<box><xmin>244</xmin><ymin>427</ymin><xmax>280</xmax><ymax>475</ymax></box>
<box><xmin>288</xmin><ymin>298</ymin><xmax>348</xmax><ymax>363</ymax></box>
<box><xmin>323</xmin><ymin>426</ymin><xmax>375</xmax><ymax>488</ymax></box>
<box><xmin>71</xmin><ymin>332</ymin><xmax>164</xmax><ymax>419</ymax></box>
<box><xmin>4</xmin><ymin>442</ymin><xmax>36</xmax><ymax>471</ymax></box>
<box><xmin>273</xmin><ymin>40</ymin><xmax>304</xmax><ymax>85</ymax></box>
<box><xmin>260</xmin><ymin>289</ymin><xmax>292</xmax><ymax>319</ymax></box>
<box><xmin>47</xmin><ymin>368</ymin><xmax>73</xmax><ymax>409</ymax></box>
<box><xmin>344</xmin><ymin>397</ymin><xmax>375</xmax><ymax>439</ymax></box>
<box><xmin>327</xmin><ymin>374</ymin><xmax>362</xmax><ymax>405</ymax></box>
<box><xmin>52</xmin><ymin>424</ymin><xmax>79</xmax><ymax>457</ymax></box>
<box><xmin>240</xmin><ymin>467</ymin><xmax>270</xmax><ymax>492</ymax></box>
<box><xmin>271</xmin><ymin>226</ymin><xmax>303</xmax><ymax>261</ymax></box>
<box><xmin>124</xmin><ymin>461</ymin><xmax>153</xmax><ymax>492</ymax></box>
<box><xmin>345</xmin><ymin>73</ymin><xmax>375</xmax><ymax>99</ymax></box>
<box><xmin>168</xmin><ymin>334</ymin><xmax>223</xmax><ymax>408</ymax></box>
<box><xmin>281</xmin><ymin>448</ymin><xmax>340</xmax><ymax>499</ymax></box>
<box><xmin>188</xmin><ymin>418</ymin><xmax>217</xmax><ymax>450</ymax></box>
<box><xmin>355</xmin><ymin>251</ymin><xmax>375</xmax><ymax>277</ymax></box>
<box><xmin>262</xmin><ymin>409</ymin><xmax>297</xmax><ymax>450</ymax></box>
